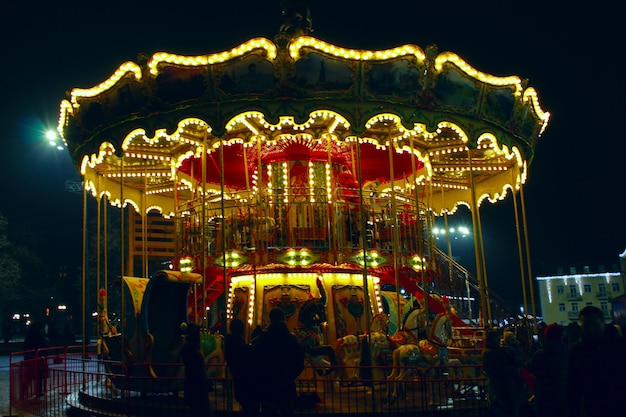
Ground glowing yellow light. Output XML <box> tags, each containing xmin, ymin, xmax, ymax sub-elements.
<box><xmin>434</xmin><ymin>52</ymin><xmax>522</xmax><ymax>94</ymax></box>
<box><xmin>148</xmin><ymin>38</ymin><xmax>278</xmax><ymax>76</ymax></box>
<box><xmin>289</xmin><ymin>36</ymin><xmax>426</xmax><ymax>63</ymax></box>
<box><xmin>70</xmin><ymin>61</ymin><xmax>142</xmax><ymax>105</ymax></box>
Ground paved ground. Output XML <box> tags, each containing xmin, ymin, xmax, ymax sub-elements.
<box><xmin>1</xmin><ymin>354</ymin><xmax>11</xmax><ymax>416</ymax></box>
<box><xmin>0</xmin><ymin>353</ymin><xmax>34</xmax><ymax>417</ymax></box>
<box><xmin>1</xmin><ymin>340</ymin><xmax>97</xmax><ymax>417</ymax></box>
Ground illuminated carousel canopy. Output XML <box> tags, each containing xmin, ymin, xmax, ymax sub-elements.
<box><xmin>58</xmin><ymin>28</ymin><xmax>549</xmax><ymax>216</ymax></box>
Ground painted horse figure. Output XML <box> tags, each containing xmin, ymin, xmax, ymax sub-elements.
<box><xmin>384</xmin><ymin>307</ymin><xmax>454</xmax><ymax>405</ymax></box>
<box><xmin>333</xmin><ymin>313</ymin><xmax>390</xmax><ymax>380</ymax></box>
<box><xmin>200</xmin><ymin>330</ymin><xmax>226</xmax><ymax>379</ymax></box>
<box><xmin>293</xmin><ymin>278</ymin><xmax>338</xmax><ymax>376</ymax></box>
<box><xmin>335</xmin><ymin>308</ymin><xmax>427</xmax><ymax>381</ymax></box>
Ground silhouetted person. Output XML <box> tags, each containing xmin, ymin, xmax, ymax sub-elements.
<box><xmin>225</xmin><ymin>319</ymin><xmax>260</xmax><ymax>417</ymax></box>
<box><xmin>501</xmin><ymin>330</ymin><xmax>531</xmax><ymax>402</ymax></box>
<box><xmin>46</xmin><ymin>320</ymin><xmax>59</xmax><ymax>347</ymax></box>
<box><xmin>3</xmin><ymin>320</ymin><xmax>13</xmax><ymax>342</ymax></box>
<box><xmin>251</xmin><ymin>325</ymin><xmax>264</xmax><ymax>342</ymax></box>
<box><xmin>210</xmin><ymin>310</ymin><xmax>227</xmax><ymax>335</ymax></box>
<box><xmin>525</xmin><ymin>323</ymin><xmax>567</xmax><ymax>417</ymax></box>
<box><xmin>482</xmin><ymin>329</ymin><xmax>524</xmax><ymax>417</ymax></box>
<box><xmin>564</xmin><ymin>322</ymin><xmax>581</xmax><ymax>348</ymax></box>
<box><xmin>23</xmin><ymin>322</ymin><xmax>48</xmax><ymax>396</ymax></box>
<box><xmin>567</xmin><ymin>306</ymin><xmax>626</xmax><ymax>417</ymax></box>
<box><xmin>62</xmin><ymin>322</ymin><xmax>75</xmax><ymax>346</ymax></box>
<box><xmin>535</xmin><ymin>321</ymin><xmax>547</xmax><ymax>349</ymax></box>
<box><xmin>502</xmin><ymin>331</ymin><xmax>524</xmax><ymax>368</ymax></box>
<box><xmin>180</xmin><ymin>323</ymin><xmax>209</xmax><ymax>416</ymax></box>
<box><xmin>253</xmin><ymin>308</ymin><xmax>304</xmax><ymax>416</ymax></box>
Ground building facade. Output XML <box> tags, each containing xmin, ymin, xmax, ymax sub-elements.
<box><xmin>537</xmin><ymin>270</ymin><xmax>623</xmax><ymax>325</ymax></box>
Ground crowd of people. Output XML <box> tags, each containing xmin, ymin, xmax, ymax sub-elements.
<box><xmin>180</xmin><ymin>303</ymin><xmax>626</xmax><ymax>417</ymax></box>
<box><xmin>482</xmin><ymin>305</ymin><xmax>626</xmax><ymax>417</ymax></box>
<box><xmin>182</xmin><ymin>308</ymin><xmax>304</xmax><ymax>417</ymax></box>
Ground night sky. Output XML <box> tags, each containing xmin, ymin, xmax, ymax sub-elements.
<box><xmin>1</xmin><ymin>1</ymin><xmax>623</xmax><ymax>307</ymax></box>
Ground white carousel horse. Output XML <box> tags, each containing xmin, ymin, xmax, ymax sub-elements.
<box><xmin>333</xmin><ymin>313</ymin><xmax>390</xmax><ymax>379</ymax></box>
<box><xmin>384</xmin><ymin>310</ymin><xmax>453</xmax><ymax>404</ymax></box>
<box><xmin>334</xmin><ymin>308</ymin><xmax>427</xmax><ymax>380</ymax></box>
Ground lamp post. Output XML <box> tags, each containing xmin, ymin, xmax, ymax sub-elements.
<box><xmin>432</xmin><ymin>225</ymin><xmax>471</xmax><ymax>261</ymax></box>
<box><xmin>45</xmin><ymin>130</ymin><xmax>66</xmax><ymax>151</ymax></box>
<box><xmin>44</xmin><ymin>129</ymin><xmax>84</xmax><ymax>194</ymax></box>
<box><xmin>432</xmin><ymin>223</ymin><xmax>474</xmax><ymax>322</ymax></box>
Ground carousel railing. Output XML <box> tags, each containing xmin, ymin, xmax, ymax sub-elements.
<box><xmin>9</xmin><ymin>349</ymin><xmax>489</xmax><ymax>417</ymax></box>
<box><xmin>429</xmin><ymin>245</ymin><xmax>521</xmax><ymax>323</ymax></box>
<box><xmin>171</xmin><ymin>186</ymin><xmax>510</xmax><ymax>326</ymax></box>
<box><xmin>8</xmin><ymin>344</ymin><xmax>101</xmax><ymax>417</ymax></box>
<box><xmin>176</xmin><ymin>187</ymin><xmax>428</xmax><ymax>259</ymax></box>
<box><xmin>429</xmin><ymin>246</ymin><xmax>481</xmax><ymax>323</ymax></box>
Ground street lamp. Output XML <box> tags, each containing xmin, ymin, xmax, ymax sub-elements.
<box><xmin>432</xmin><ymin>225</ymin><xmax>471</xmax><ymax>240</ymax></box>
<box><xmin>43</xmin><ymin>128</ymin><xmax>84</xmax><ymax>194</ymax></box>
<box><xmin>433</xmin><ymin>223</ymin><xmax>474</xmax><ymax>322</ymax></box>
<box><xmin>45</xmin><ymin>130</ymin><xmax>66</xmax><ymax>151</ymax></box>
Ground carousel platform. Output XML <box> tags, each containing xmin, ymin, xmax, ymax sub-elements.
<box><xmin>65</xmin><ymin>374</ymin><xmax>488</xmax><ymax>417</ymax></box>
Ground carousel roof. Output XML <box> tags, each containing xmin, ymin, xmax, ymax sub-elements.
<box><xmin>57</xmin><ymin>24</ymin><xmax>549</xmax><ymax>216</ymax></box>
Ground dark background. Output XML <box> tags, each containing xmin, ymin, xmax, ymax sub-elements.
<box><xmin>1</xmin><ymin>1</ymin><xmax>623</xmax><ymax>311</ymax></box>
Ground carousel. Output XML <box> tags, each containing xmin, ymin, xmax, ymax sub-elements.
<box><xmin>58</xmin><ymin>5</ymin><xmax>549</xmax><ymax>414</ymax></box>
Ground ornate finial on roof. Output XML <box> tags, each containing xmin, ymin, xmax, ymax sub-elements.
<box><xmin>279</xmin><ymin>0</ymin><xmax>313</xmax><ymax>37</ymax></box>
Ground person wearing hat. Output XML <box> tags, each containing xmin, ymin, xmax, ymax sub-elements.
<box><xmin>252</xmin><ymin>308</ymin><xmax>305</xmax><ymax>416</ymax></box>
<box><xmin>525</xmin><ymin>323</ymin><xmax>567</xmax><ymax>417</ymax></box>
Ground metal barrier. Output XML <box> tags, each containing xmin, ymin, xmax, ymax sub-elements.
<box><xmin>10</xmin><ymin>348</ymin><xmax>489</xmax><ymax>416</ymax></box>
<box><xmin>9</xmin><ymin>344</ymin><xmax>100</xmax><ymax>417</ymax></box>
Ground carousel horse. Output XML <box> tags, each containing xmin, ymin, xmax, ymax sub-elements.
<box><xmin>293</xmin><ymin>278</ymin><xmax>338</xmax><ymax>376</ymax></box>
<box><xmin>333</xmin><ymin>313</ymin><xmax>389</xmax><ymax>379</ymax></box>
<box><xmin>200</xmin><ymin>329</ymin><xmax>226</xmax><ymax>379</ymax></box>
<box><xmin>335</xmin><ymin>308</ymin><xmax>426</xmax><ymax>380</ymax></box>
<box><xmin>384</xmin><ymin>309</ymin><xmax>453</xmax><ymax>405</ymax></box>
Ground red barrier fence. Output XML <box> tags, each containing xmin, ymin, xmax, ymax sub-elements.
<box><xmin>9</xmin><ymin>347</ymin><xmax>489</xmax><ymax>416</ymax></box>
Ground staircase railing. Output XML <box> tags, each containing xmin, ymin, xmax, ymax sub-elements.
<box><xmin>427</xmin><ymin>245</ymin><xmax>514</xmax><ymax>325</ymax></box>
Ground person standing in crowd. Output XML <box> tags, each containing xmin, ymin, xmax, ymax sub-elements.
<box><xmin>253</xmin><ymin>308</ymin><xmax>304</xmax><ymax>417</ymax></box>
<box><xmin>535</xmin><ymin>321</ymin><xmax>547</xmax><ymax>349</ymax></box>
<box><xmin>564</xmin><ymin>322</ymin><xmax>581</xmax><ymax>348</ymax></box>
<box><xmin>3</xmin><ymin>320</ymin><xmax>13</xmax><ymax>343</ymax></box>
<box><xmin>525</xmin><ymin>323</ymin><xmax>567</xmax><ymax>417</ymax></box>
<box><xmin>180</xmin><ymin>323</ymin><xmax>209</xmax><ymax>417</ymax></box>
<box><xmin>24</xmin><ymin>322</ymin><xmax>47</xmax><ymax>353</ymax></box>
<box><xmin>567</xmin><ymin>306</ymin><xmax>626</xmax><ymax>417</ymax></box>
<box><xmin>23</xmin><ymin>321</ymin><xmax>48</xmax><ymax>397</ymax></box>
<box><xmin>501</xmin><ymin>330</ymin><xmax>533</xmax><ymax>403</ymax></box>
<box><xmin>501</xmin><ymin>331</ymin><xmax>524</xmax><ymax>369</ymax></box>
<box><xmin>482</xmin><ymin>329</ymin><xmax>524</xmax><ymax>417</ymax></box>
<box><xmin>250</xmin><ymin>325</ymin><xmax>264</xmax><ymax>342</ymax></box>
<box><xmin>225</xmin><ymin>318</ymin><xmax>260</xmax><ymax>417</ymax></box>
